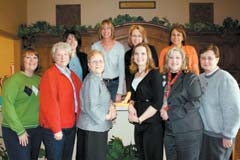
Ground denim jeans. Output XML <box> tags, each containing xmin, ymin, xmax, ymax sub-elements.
<box><xmin>42</xmin><ymin>126</ymin><xmax>76</xmax><ymax>160</ymax></box>
<box><xmin>2</xmin><ymin>126</ymin><xmax>42</xmax><ymax>160</ymax></box>
<box><xmin>103</xmin><ymin>78</ymin><xmax>119</xmax><ymax>101</ymax></box>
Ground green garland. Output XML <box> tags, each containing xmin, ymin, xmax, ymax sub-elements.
<box><xmin>17</xmin><ymin>14</ymin><xmax>240</xmax><ymax>39</ymax></box>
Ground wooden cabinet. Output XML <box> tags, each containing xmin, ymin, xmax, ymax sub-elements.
<box><xmin>24</xmin><ymin>22</ymin><xmax>240</xmax><ymax>84</ymax></box>
<box><xmin>233</xmin><ymin>131</ymin><xmax>240</xmax><ymax>160</ymax></box>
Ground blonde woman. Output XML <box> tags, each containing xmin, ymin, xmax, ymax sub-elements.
<box><xmin>39</xmin><ymin>42</ymin><xmax>81</xmax><ymax>160</ymax></box>
<box><xmin>92</xmin><ymin>19</ymin><xmax>125</xmax><ymax>102</ymax></box>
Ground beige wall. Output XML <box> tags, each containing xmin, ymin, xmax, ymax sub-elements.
<box><xmin>0</xmin><ymin>0</ymin><xmax>24</xmax><ymax>81</ymax></box>
<box><xmin>0</xmin><ymin>0</ymin><xmax>27</xmax><ymax>35</ymax></box>
<box><xmin>27</xmin><ymin>0</ymin><xmax>240</xmax><ymax>26</ymax></box>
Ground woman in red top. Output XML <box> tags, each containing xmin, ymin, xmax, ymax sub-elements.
<box><xmin>159</xmin><ymin>24</ymin><xmax>199</xmax><ymax>75</ymax></box>
<box><xmin>39</xmin><ymin>42</ymin><xmax>81</xmax><ymax>160</ymax></box>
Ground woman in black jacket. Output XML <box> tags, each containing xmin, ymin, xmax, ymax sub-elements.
<box><xmin>63</xmin><ymin>30</ymin><xmax>89</xmax><ymax>80</ymax></box>
<box><xmin>160</xmin><ymin>46</ymin><xmax>203</xmax><ymax>160</ymax></box>
<box><xmin>128</xmin><ymin>42</ymin><xmax>164</xmax><ymax>160</ymax></box>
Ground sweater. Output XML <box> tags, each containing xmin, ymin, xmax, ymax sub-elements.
<box><xmin>199</xmin><ymin>69</ymin><xmax>240</xmax><ymax>139</ymax></box>
<box><xmin>39</xmin><ymin>65</ymin><xmax>81</xmax><ymax>134</ymax></box>
<box><xmin>92</xmin><ymin>41</ymin><xmax>126</xmax><ymax>94</ymax></box>
<box><xmin>2</xmin><ymin>72</ymin><xmax>40</xmax><ymax>135</ymax></box>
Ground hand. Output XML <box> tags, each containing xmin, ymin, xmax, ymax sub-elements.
<box><xmin>128</xmin><ymin>113</ymin><xmax>138</xmax><ymax>123</ymax></box>
<box><xmin>109</xmin><ymin>104</ymin><xmax>117</xmax><ymax>120</ymax></box>
<box><xmin>223</xmin><ymin>138</ymin><xmax>233</xmax><ymax>148</ymax></box>
<box><xmin>18</xmin><ymin>132</ymin><xmax>29</xmax><ymax>147</ymax></box>
<box><xmin>54</xmin><ymin>131</ymin><xmax>63</xmax><ymax>140</ymax></box>
<box><xmin>128</xmin><ymin>104</ymin><xmax>136</xmax><ymax>116</ymax></box>
<box><xmin>115</xmin><ymin>94</ymin><xmax>122</xmax><ymax>102</ymax></box>
<box><xmin>160</xmin><ymin>108</ymin><xmax>169</xmax><ymax>120</ymax></box>
<box><xmin>106</xmin><ymin>104</ymin><xmax>117</xmax><ymax>120</ymax></box>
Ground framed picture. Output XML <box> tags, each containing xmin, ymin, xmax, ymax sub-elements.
<box><xmin>119</xmin><ymin>1</ymin><xmax>156</xmax><ymax>9</ymax></box>
<box><xmin>189</xmin><ymin>3</ymin><xmax>213</xmax><ymax>24</ymax></box>
<box><xmin>56</xmin><ymin>4</ymin><xmax>81</xmax><ymax>26</ymax></box>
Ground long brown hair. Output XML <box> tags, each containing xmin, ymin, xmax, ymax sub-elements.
<box><xmin>129</xmin><ymin>42</ymin><xmax>157</xmax><ymax>74</ymax></box>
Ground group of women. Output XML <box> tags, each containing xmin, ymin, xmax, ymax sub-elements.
<box><xmin>1</xmin><ymin>18</ymin><xmax>240</xmax><ymax>160</ymax></box>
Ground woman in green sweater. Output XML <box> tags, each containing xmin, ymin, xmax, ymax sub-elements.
<box><xmin>1</xmin><ymin>48</ymin><xmax>42</xmax><ymax>160</ymax></box>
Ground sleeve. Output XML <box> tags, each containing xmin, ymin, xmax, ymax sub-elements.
<box><xmin>124</xmin><ymin>50</ymin><xmax>132</xmax><ymax>91</ymax></box>
<box><xmin>2</xmin><ymin>78</ymin><xmax>25</xmax><ymax>135</ymax></box>
<box><xmin>168</xmin><ymin>74</ymin><xmax>202</xmax><ymax>121</ymax></box>
<box><xmin>149</xmin><ymin>45</ymin><xmax>159</xmax><ymax>67</ymax></box>
<box><xmin>159</xmin><ymin>47</ymin><xmax>168</xmax><ymax>73</ymax></box>
<box><xmin>81</xmin><ymin>78</ymin><xmax>108</xmax><ymax>124</ymax></box>
<box><xmin>188</xmin><ymin>46</ymin><xmax>199</xmax><ymax>75</ymax></box>
<box><xmin>117</xmin><ymin>43</ymin><xmax>126</xmax><ymax>95</ymax></box>
<box><xmin>219</xmin><ymin>75</ymin><xmax>240</xmax><ymax>139</ymax></box>
<box><xmin>150</xmin><ymin>70</ymin><xmax>164</xmax><ymax>110</ymax></box>
<box><xmin>39</xmin><ymin>71</ymin><xmax>61</xmax><ymax>134</ymax></box>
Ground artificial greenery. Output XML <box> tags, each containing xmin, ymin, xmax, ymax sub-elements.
<box><xmin>17</xmin><ymin>14</ymin><xmax>240</xmax><ymax>40</ymax></box>
<box><xmin>107</xmin><ymin>136</ymin><xmax>139</xmax><ymax>160</ymax></box>
<box><xmin>0</xmin><ymin>137</ymin><xmax>8</xmax><ymax>160</ymax></box>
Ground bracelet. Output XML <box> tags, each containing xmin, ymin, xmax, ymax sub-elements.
<box><xmin>129</xmin><ymin>100</ymin><xmax>134</xmax><ymax>105</ymax></box>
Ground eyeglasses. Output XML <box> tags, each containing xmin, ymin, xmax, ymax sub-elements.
<box><xmin>200</xmin><ymin>56</ymin><xmax>216</xmax><ymax>61</ymax></box>
<box><xmin>90</xmin><ymin>60</ymin><xmax>104</xmax><ymax>64</ymax></box>
<box><xmin>131</xmin><ymin>35</ymin><xmax>142</xmax><ymax>38</ymax></box>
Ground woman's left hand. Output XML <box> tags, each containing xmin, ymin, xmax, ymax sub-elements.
<box><xmin>128</xmin><ymin>114</ymin><xmax>138</xmax><ymax>123</ymax></box>
<box><xmin>18</xmin><ymin>132</ymin><xmax>29</xmax><ymax>147</ymax></box>
<box><xmin>223</xmin><ymin>138</ymin><xmax>233</xmax><ymax>148</ymax></box>
<box><xmin>115</xmin><ymin>94</ymin><xmax>122</xmax><ymax>102</ymax></box>
<box><xmin>160</xmin><ymin>108</ymin><xmax>169</xmax><ymax>120</ymax></box>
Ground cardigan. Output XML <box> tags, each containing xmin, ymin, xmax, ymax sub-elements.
<box><xmin>159</xmin><ymin>45</ymin><xmax>199</xmax><ymax>75</ymax></box>
<box><xmin>39</xmin><ymin>65</ymin><xmax>81</xmax><ymax>134</ymax></box>
<box><xmin>130</xmin><ymin>69</ymin><xmax>164</xmax><ymax>124</ymax></box>
<box><xmin>2</xmin><ymin>72</ymin><xmax>40</xmax><ymax>135</ymax></box>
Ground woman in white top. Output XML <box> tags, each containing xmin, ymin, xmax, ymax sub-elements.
<box><xmin>92</xmin><ymin>19</ymin><xmax>125</xmax><ymax>102</ymax></box>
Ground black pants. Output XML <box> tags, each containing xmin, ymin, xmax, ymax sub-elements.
<box><xmin>76</xmin><ymin>128</ymin><xmax>108</xmax><ymax>160</ymax></box>
<box><xmin>199</xmin><ymin>133</ymin><xmax>233</xmax><ymax>160</ymax></box>
<box><xmin>164</xmin><ymin>130</ymin><xmax>202</xmax><ymax>160</ymax></box>
<box><xmin>134</xmin><ymin>123</ymin><xmax>164</xmax><ymax>160</ymax></box>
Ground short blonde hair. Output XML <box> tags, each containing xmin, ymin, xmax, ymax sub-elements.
<box><xmin>51</xmin><ymin>42</ymin><xmax>72</xmax><ymax>60</ymax></box>
<box><xmin>163</xmin><ymin>47</ymin><xmax>188</xmax><ymax>73</ymax></box>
